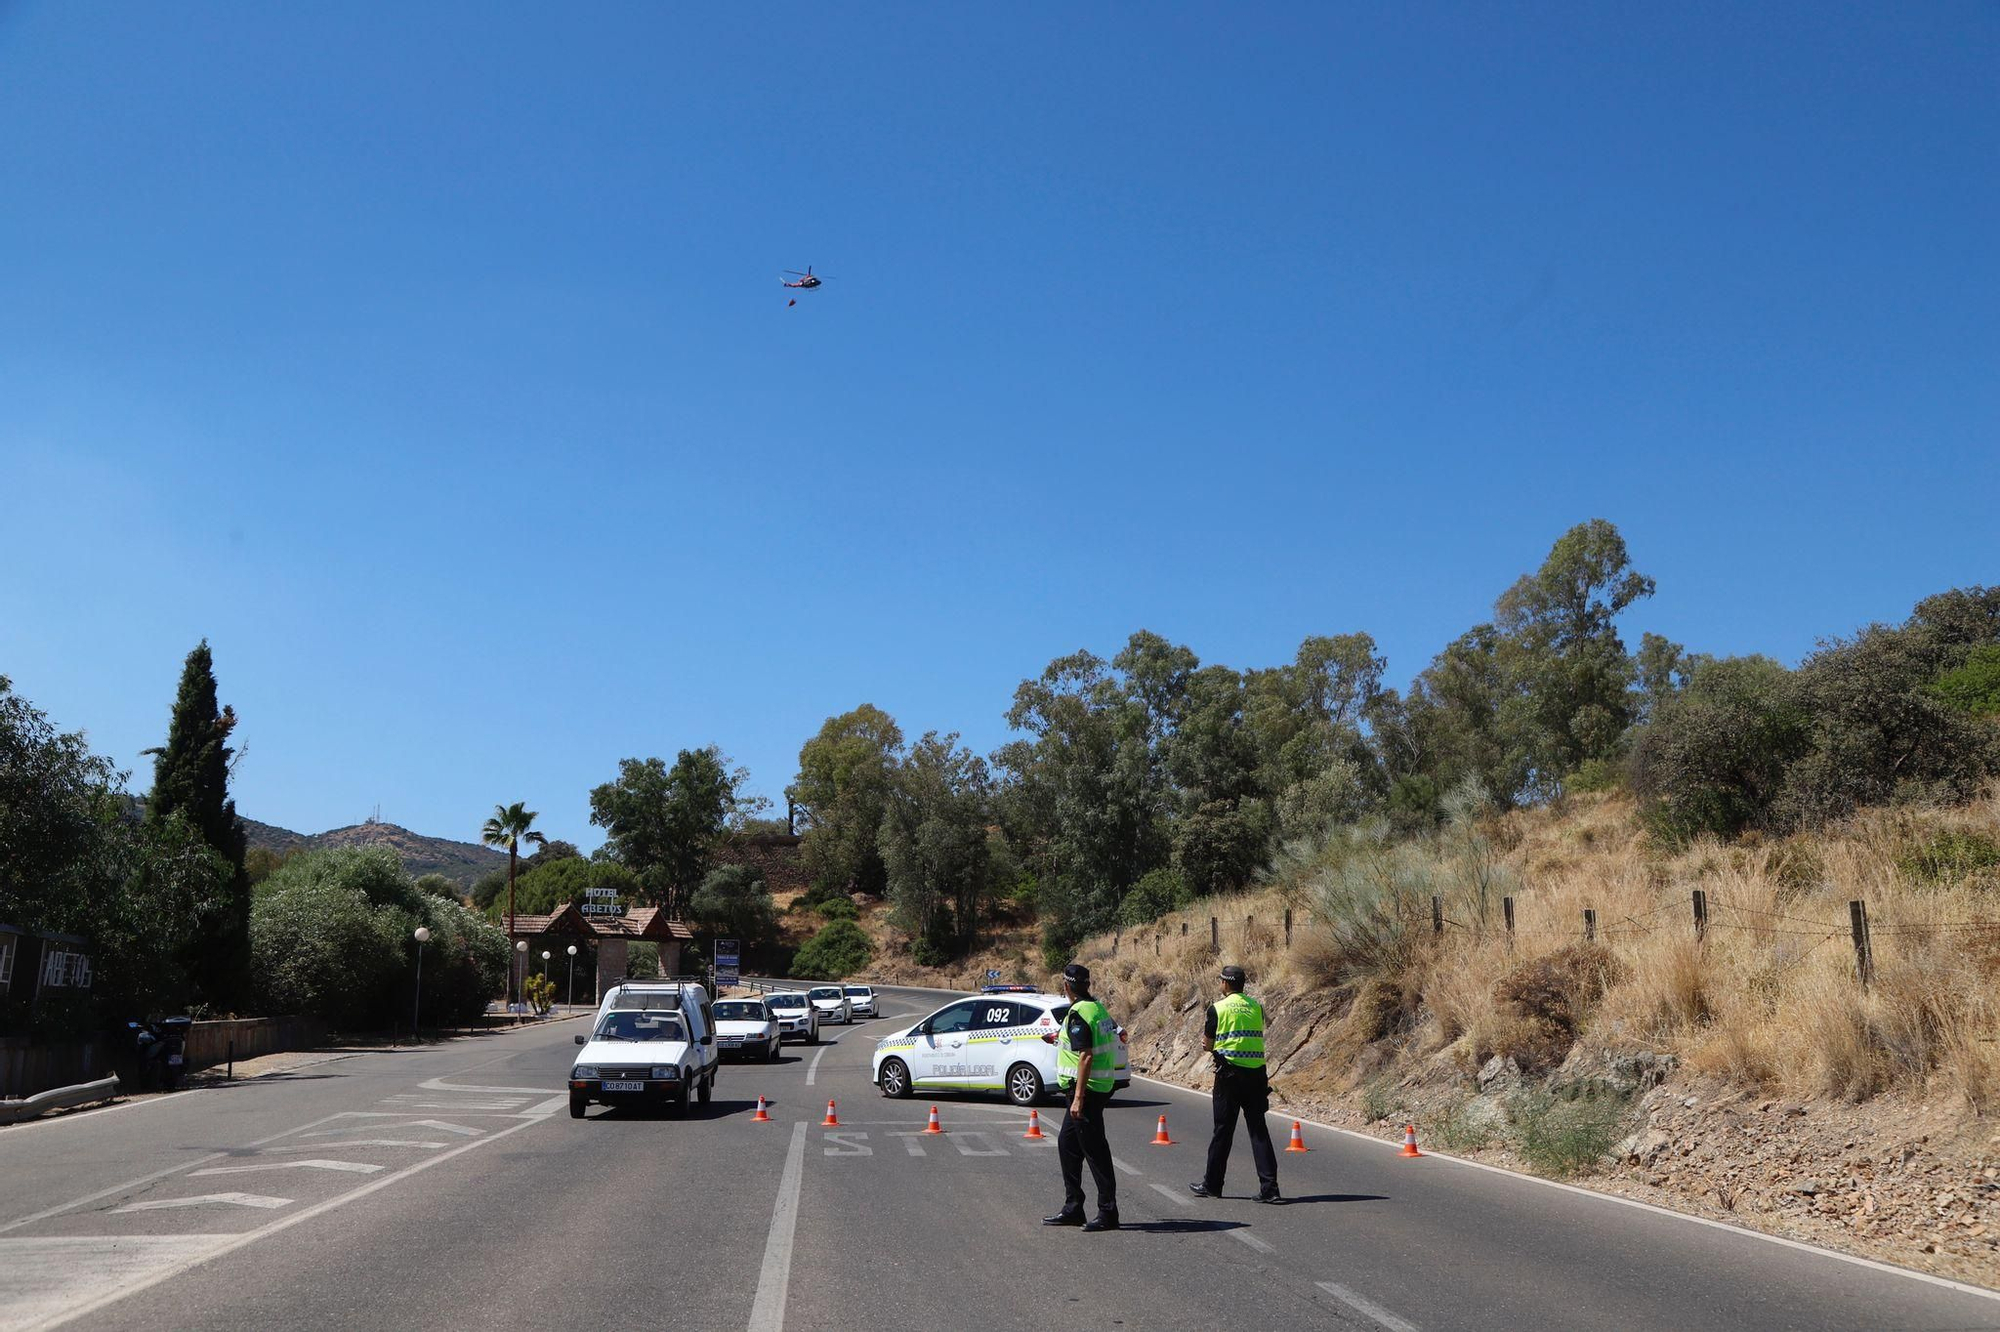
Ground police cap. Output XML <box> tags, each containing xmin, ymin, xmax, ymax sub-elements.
<box><xmin>1220</xmin><ymin>964</ymin><xmax>1247</xmax><ymax>983</ymax></box>
<box><xmin>1061</xmin><ymin>962</ymin><xmax>1091</xmax><ymax>987</ymax></box>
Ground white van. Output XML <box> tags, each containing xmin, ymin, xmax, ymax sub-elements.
<box><xmin>570</xmin><ymin>981</ymin><xmax>719</xmax><ymax>1117</ymax></box>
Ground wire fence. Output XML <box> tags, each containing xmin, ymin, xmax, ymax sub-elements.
<box><xmin>1112</xmin><ymin>891</ymin><xmax>2000</xmax><ymax>991</ymax></box>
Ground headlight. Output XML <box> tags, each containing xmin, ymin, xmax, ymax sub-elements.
<box><xmin>651</xmin><ymin>1066</ymin><xmax>671</xmax><ymax>1079</ymax></box>
<box><xmin>573</xmin><ymin>1066</ymin><xmax>598</xmax><ymax>1080</ymax></box>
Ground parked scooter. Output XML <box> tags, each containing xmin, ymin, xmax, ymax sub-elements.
<box><xmin>124</xmin><ymin>1016</ymin><xmax>193</xmax><ymax>1091</ymax></box>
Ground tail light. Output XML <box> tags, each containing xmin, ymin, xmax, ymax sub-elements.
<box><xmin>1040</xmin><ymin>1033</ymin><xmax>1058</xmax><ymax>1045</ymax></box>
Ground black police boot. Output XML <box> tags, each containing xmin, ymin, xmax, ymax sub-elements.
<box><xmin>1188</xmin><ymin>1181</ymin><xmax>1218</xmax><ymax>1199</ymax></box>
<box><xmin>1256</xmin><ymin>1186</ymin><xmax>1283</xmax><ymax>1204</ymax></box>
<box><xmin>1082</xmin><ymin>1211</ymin><xmax>1120</xmax><ymax>1233</ymax></box>
<box><xmin>1042</xmin><ymin>1209</ymin><xmax>1085</xmax><ymax>1226</ymax></box>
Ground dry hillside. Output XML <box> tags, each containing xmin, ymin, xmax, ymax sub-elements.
<box><xmin>850</xmin><ymin>789</ymin><xmax>2000</xmax><ymax>1287</ymax></box>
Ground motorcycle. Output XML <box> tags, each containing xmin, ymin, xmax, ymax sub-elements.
<box><xmin>123</xmin><ymin>1016</ymin><xmax>193</xmax><ymax>1091</ymax></box>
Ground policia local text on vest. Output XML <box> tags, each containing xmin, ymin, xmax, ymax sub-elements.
<box><xmin>1189</xmin><ymin>964</ymin><xmax>1282</xmax><ymax>1203</ymax></box>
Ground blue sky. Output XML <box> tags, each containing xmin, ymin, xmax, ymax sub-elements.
<box><xmin>2</xmin><ymin>3</ymin><xmax>1995</xmax><ymax>848</ymax></box>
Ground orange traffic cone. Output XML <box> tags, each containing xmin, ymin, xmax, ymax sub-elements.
<box><xmin>753</xmin><ymin>1095</ymin><xmax>772</xmax><ymax>1122</ymax></box>
<box><xmin>1023</xmin><ymin>1109</ymin><xmax>1046</xmax><ymax>1140</ymax></box>
<box><xmin>1152</xmin><ymin>1114</ymin><xmax>1176</xmax><ymax>1145</ymax></box>
<box><xmin>1400</xmin><ymin>1123</ymin><xmax>1422</xmax><ymax>1157</ymax></box>
<box><xmin>923</xmin><ymin>1105</ymin><xmax>944</xmax><ymax>1134</ymax></box>
<box><xmin>822</xmin><ymin>1100</ymin><xmax>840</xmax><ymax>1127</ymax></box>
<box><xmin>1285</xmin><ymin>1120</ymin><xmax>1309</xmax><ymax>1152</ymax></box>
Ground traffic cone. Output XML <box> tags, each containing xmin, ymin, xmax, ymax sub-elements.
<box><xmin>822</xmin><ymin>1099</ymin><xmax>840</xmax><ymax>1127</ymax></box>
<box><xmin>1152</xmin><ymin>1114</ymin><xmax>1176</xmax><ymax>1145</ymax></box>
<box><xmin>1400</xmin><ymin>1123</ymin><xmax>1422</xmax><ymax>1157</ymax></box>
<box><xmin>1023</xmin><ymin>1109</ymin><xmax>1045</xmax><ymax>1140</ymax></box>
<box><xmin>1285</xmin><ymin>1120</ymin><xmax>1309</xmax><ymax>1153</ymax></box>
<box><xmin>753</xmin><ymin>1095</ymin><xmax>771</xmax><ymax>1122</ymax></box>
<box><xmin>923</xmin><ymin>1105</ymin><xmax>944</xmax><ymax>1134</ymax></box>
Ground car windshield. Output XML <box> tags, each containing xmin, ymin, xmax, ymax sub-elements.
<box><xmin>594</xmin><ymin>1012</ymin><xmax>686</xmax><ymax>1042</ymax></box>
<box><xmin>767</xmin><ymin>995</ymin><xmax>806</xmax><ymax>1011</ymax></box>
<box><xmin>843</xmin><ymin>987</ymin><xmax>869</xmax><ymax>997</ymax></box>
<box><xmin>713</xmin><ymin>1002</ymin><xmax>767</xmax><ymax>1021</ymax></box>
<box><xmin>809</xmin><ymin>987</ymin><xmax>840</xmax><ymax>1001</ymax></box>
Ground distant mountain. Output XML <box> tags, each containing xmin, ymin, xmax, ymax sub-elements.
<box><xmin>243</xmin><ymin>817</ymin><xmax>507</xmax><ymax>889</ymax></box>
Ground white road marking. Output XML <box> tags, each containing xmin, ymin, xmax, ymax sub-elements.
<box><xmin>415</xmin><ymin>1076</ymin><xmax>550</xmax><ymax>1095</ymax></box>
<box><xmin>805</xmin><ymin>1045</ymin><xmax>831</xmax><ymax>1086</ymax></box>
<box><xmin>0</xmin><ymin>1088</ymin><xmax>194</xmax><ymax>1139</ymax></box>
<box><xmin>112</xmin><ymin>1193</ymin><xmax>291</xmax><ymax>1214</ymax></box>
<box><xmin>0</xmin><ymin>1234</ymin><xmax>237</xmax><ymax>1329</ymax></box>
<box><xmin>192</xmin><ymin>1160</ymin><xmax>384</xmax><ymax>1177</ymax></box>
<box><xmin>267</xmin><ymin>1139</ymin><xmax>445</xmax><ymax>1151</ymax></box>
<box><xmin>301</xmin><ymin>1118</ymin><xmax>482</xmax><ymax>1138</ymax></box>
<box><xmin>36</xmin><ymin>1107</ymin><xmax>551</xmax><ymax>1329</ymax></box>
<box><xmin>1112</xmin><ymin>1156</ymin><xmax>1143</xmax><ymax>1177</ymax></box>
<box><xmin>1147</xmin><ymin>1182</ymin><xmax>1183</xmax><ymax>1204</ymax></box>
<box><xmin>0</xmin><ymin>1111</ymin><xmax>350</xmax><ymax>1236</ymax></box>
<box><xmin>747</xmin><ymin>1121</ymin><xmax>808</xmax><ymax>1332</ymax></box>
<box><xmin>886</xmin><ymin>1131</ymin><xmax>931</xmax><ymax>1157</ymax></box>
<box><xmin>1228</xmin><ymin>1227</ymin><xmax>1275</xmax><ymax>1254</ymax></box>
<box><xmin>1316</xmin><ymin>1281</ymin><xmax>1419</xmax><ymax>1332</ymax></box>
<box><xmin>952</xmin><ymin>1131</ymin><xmax>1008</xmax><ymax>1157</ymax></box>
<box><xmin>822</xmin><ymin>1132</ymin><xmax>872</xmax><ymax>1157</ymax></box>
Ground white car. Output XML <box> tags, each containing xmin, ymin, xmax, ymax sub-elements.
<box><xmin>711</xmin><ymin>998</ymin><xmax>781</xmax><ymax>1062</ymax></box>
<box><xmin>764</xmin><ymin>991</ymin><xmax>821</xmax><ymax>1044</ymax></box>
<box><xmin>842</xmin><ymin>984</ymin><xmax>878</xmax><ymax>1018</ymax></box>
<box><xmin>872</xmin><ymin>991</ymin><xmax>1131</xmax><ymax>1107</ymax></box>
<box><xmin>569</xmin><ymin>1005</ymin><xmax>718</xmax><ymax>1118</ymax></box>
<box><xmin>807</xmin><ymin>985</ymin><xmax>852</xmax><ymax>1025</ymax></box>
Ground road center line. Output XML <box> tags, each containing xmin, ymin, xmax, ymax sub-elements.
<box><xmin>747</xmin><ymin>1121</ymin><xmax>808</xmax><ymax>1332</ymax></box>
<box><xmin>1316</xmin><ymin>1281</ymin><xmax>1420</xmax><ymax>1332</ymax></box>
<box><xmin>805</xmin><ymin>1044</ymin><xmax>831</xmax><ymax>1086</ymax></box>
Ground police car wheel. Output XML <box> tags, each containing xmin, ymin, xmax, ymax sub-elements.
<box><xmin>1006</xmin><ymin>1063</ymin><xmax>1044</xmax><ymax>1107</ymax></box>
<box><xmin>880</xmin><ymin>1058</ymin><xmax>911</xmax><ymax>1099</ymax></box>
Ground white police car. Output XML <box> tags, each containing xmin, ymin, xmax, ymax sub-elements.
<box><xmin>872</xmin><ymin>991</ymin><xmax>1131</xmax><ymax>1107</ymax></box>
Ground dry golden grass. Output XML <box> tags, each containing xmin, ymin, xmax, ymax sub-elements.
<box><xmin>1075</xmin><ymin>785</ymin><xmax>2000</xmax><ymax>1108</ymax></box>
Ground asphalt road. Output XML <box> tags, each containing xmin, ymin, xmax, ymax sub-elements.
<box><xmin>1</xmin><ymin>982</ymin><xmax>1995</xmax><ymax>1331</ymax></box>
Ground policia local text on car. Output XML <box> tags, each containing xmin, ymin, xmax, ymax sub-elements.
<box><xmin>1042</xmin><ymin>962</ymin><xmax>1121</xmax><ymax>1233</ymax></box>
<box><xmin>1188</xmin><ymin>963</ymin><xmax>1282</xmax><ymax>1204</ymax></box>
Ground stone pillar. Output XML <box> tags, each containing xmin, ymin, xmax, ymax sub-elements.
<box><xmin>662</xmin><ymin>941</ymin><xmax>682</xmax><ymax>976</ymax></box>
<box><xmin>597</xmin><ymin>938</ymin><xmax>629</xmax><ymax>987</ymax></box>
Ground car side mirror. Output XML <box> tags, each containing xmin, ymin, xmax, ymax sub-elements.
<box><xmin>574</xmin><ymin>1034</ymin><xmax>587</xmax><ymax>1045</ymax></box>
<box><xmin>701</xmin><ymin>1034</ymin><xmax>713</xmax><ymax>1045</ymax></box>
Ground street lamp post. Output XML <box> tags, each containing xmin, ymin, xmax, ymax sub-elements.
<box><xmin>541</xmin><ymin>949</ymin><xmax>551</xmax><ymax>983</ymax></box>
<box><xmin>566</xmin><ymin>944</ymin><xmax>578</xmax><ymax>1012</ymax></box>
<box><xmin>412</xmin><ymin>927</ymin><xmax>431</xmax><ymax>1040</ymax></box>
<box><xmin>514</xmin><ymin>940</ymin><xmax>528</xmax><ymax>1018</ymax></box>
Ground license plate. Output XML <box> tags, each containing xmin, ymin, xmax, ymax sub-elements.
<box><xmin>600</xmin><ymin>1080</ymin><xmax>644</xmax><ymax>1092</ymax></box>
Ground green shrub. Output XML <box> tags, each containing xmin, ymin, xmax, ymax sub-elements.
<box><xmin>790</xmin><ymin>920</ymin><xmax>873</xmax><ymax>980</ymax></box>
<box><xmin>1119</xmin><ymin>867</ymin><xmax>1191</xmax><ymax>927</ymax></box>
<box><xmin>1508</xmin><ymin>1088</ymin><xmax>1631</xmax><ymax>1177</ymax></box>
<box><xmin>1564</xmin><ymin>757</ymin><xmax>1623</xmax><ymax>795</ymax></box>
<box><xmin>1425</xmin><ymin>1095</ymin><xmax>1497</xmax><ymax>1151</ymax></box>
<box><xmin>1931</xmin><ymin>644</ymin><xmax>2000</xmax><ymax>717</ymax></box>
<box><xmin>1898</xmin><ymin>828</ymin><xmax>2000</xmax><ymax>888</ymax></box>
<box><xmin>1359</xmin><ymin>1077</ymin><xmax>1398</xmax><ymax>1125</ymax></box>
<box><xmin>1632</xmin><ymin>657</ymin><xmax>1806</xmax><ymax>843</ymax></box>
<box><xmin>816</xmin><ymin>895</ymin><xmax>858</xmax><ymax>921</ymax></box>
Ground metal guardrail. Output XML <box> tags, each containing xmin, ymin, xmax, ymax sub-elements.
<box><xmin>0</xmin><ymin>1075</ymin><xmax>121</xmax><ymax>1125</ymax></box>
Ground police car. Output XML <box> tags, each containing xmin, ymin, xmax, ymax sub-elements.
<box><xmin>872</xmin><ymin>991</ymin><xmax>1131</xmax><ymax>1107</ymax></box>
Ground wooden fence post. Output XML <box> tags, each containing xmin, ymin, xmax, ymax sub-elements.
<box><xmin>1503</xmin><ymin>896</ymin><xmax>1515</xmax><ymax>948</ymax></box>
<box><xmin>1692</xmin><ymin>889</ymin><xmax>1707</xmax><ymax>942</ymax></box>
<box><xmin>1284</xmin><ymin>908</ymin><xmax>1292</xmax><ymax>947</ymax></box>
<box><xmin>1584</xmin><ymin>907</ymin><xmax>1597</xmax><ymax>943</ymax></box>
<box><xmin>1181</xmin><ymin>921</ymin><xmax>1188</xmax><ymax>938</ymax></box>
<box><xmin>1210</xmin><ymin>917</ymin><xmax>1218</xmax><ymax>950</ymax></box>
<box><xmin>1431</xmin><ymin>895</ymin><xmax>1444</xmax><ymax>937</ymax></box>
<box><xmin>1849</xmin><ymin>900</ymin><xmax>1874</xmax><ymax>990</ymax></box>
<box><xmin>1113</xmin><ymin>931</ymin><xmax>1120</xmax><ymax>956</ymax></box>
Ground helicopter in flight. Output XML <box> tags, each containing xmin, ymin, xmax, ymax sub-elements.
<box><xmin>782</xmin><ymin>266</ymin><xmax>826</xmax><ymax>291</ymax></box>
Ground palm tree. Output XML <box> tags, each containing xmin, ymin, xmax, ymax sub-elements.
<box><xmin>482</xmin><ymin>802</ymin><xmax>546</xmax><ymax>1005</ymax></box>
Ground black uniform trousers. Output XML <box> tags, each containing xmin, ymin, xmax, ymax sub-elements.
<box><xmin>1203</xmin><ymin>1060</ymin><xmax>1278</xmax><ymax>1195</ymax></box>
<box><xmin>1056</xmin><ymin>1086</ymin><xmax>1117</xmax><ymax>1215</ymax></box>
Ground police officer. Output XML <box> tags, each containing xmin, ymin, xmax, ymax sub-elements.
<box><xmin>1189</xmin><ymin>963</ymin><xmax>1281</xmax><ymax>1203</ymax></box>
<box><xmin>1043</xmin><ymin>962</ymin><xmax>1120</xmax><ymax>1232</ymax></box>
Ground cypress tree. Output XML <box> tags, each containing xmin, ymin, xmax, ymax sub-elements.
<box><xmin>146</xmin><ymin>640</ymin><xmax>250</xmax><ymax>1011</ymax></box>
